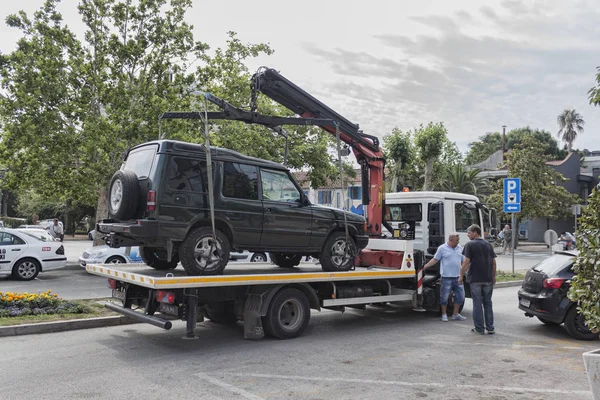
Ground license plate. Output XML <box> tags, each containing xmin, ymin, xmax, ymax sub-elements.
<box><xmin>159</xmin><ymin>303</ymin><xmax>179</xmax><ymax>316</ymax></box>
<box><xmin>519</xmin><ymin>298</ymin><xmax>531</xmax><ymax>308</ymax></box>
<box><xmin>112</xmin><ymin>289</ymin><xmax>126</xmax><ymax>300</ymax></box>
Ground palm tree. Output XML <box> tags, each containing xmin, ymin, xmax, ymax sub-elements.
<box><xmin>557</xmin><ymin>109</ymin><xmax>584</xmax><ymax>152</ymax></box>
<box><xmin>439</xmin><ymin>164</ymin><xmax>490</xmax><ymax>196</ymax></box>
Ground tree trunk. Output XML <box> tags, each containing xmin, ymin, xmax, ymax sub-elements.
<box><xmin>94</xmin><ymin>186</ymin><xmax>109</xmax><ymax>246</ymax></box>
<box><xmin>390</xmin><ymin>174</ymin><xmax>399</xmax><ymax>193</ymax></box>
<box><xmin>424</xmin><ymin>159</ymin><xmax>434</xmax><ymax>191</ymax></box>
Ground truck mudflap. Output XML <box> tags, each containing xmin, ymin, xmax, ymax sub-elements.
<box><xmin>104</xmin><ymin>302</ymin><xmax>172</xmax><ymax>330</ymax></box>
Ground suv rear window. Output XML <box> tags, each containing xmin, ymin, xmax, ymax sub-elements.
<box><xmin>532</xmin><ymin>254</ymin><xmax>573</xmax><ymax>276</ymax></box>
<box><xmin>168</xmin><ymin>157</ymin><xmax>208</xmax><ymax>192</ymax></box>
<box><xmin>124</xmin><ymin>146</ymin><xmax>157</xmax><ymax>179</ymax></box>
<box><xmin>222</xmin><ymin>162</ymin><xmax>258</xmax><ymax>200</ymax></box>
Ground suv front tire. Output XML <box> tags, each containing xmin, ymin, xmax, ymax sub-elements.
<box><xmin>319</xmin><ymin>233</ymin><xmax>357</xmax><ymax>272</ymax></box>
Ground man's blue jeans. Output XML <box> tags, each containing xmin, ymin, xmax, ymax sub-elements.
<box><xmin>470</xmin><ymin>282</ymin><xmax>494</xmax><ymax>332</ymax></box>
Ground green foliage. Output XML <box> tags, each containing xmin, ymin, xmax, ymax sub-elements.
<box><xmin>383</xmin><ymin>127</ymin><xmax>416</xmax><ymax>191</ymax></box>
<box><xmin>465</xmin><ymin>127</ymin><xmax>566</xmax><ymax>167</ymax></box>
<box><xmin>414</xmin><ymin>122</ymin><xmax>449</xmax><ymax>190</ymax></box>
<box><xmin>568</xmin><ymin>189</ymin><xmax>600</xmax><ymax>333</ymax></box>
<box><xmin>588</xmin><ymin>66</ymin><xmax>600</xmax><ymax>107</ymax></box>
<box><xmin>438</xmin><ymin>164</ymin><xmax>490</xmax><ymax>196</ymax></box>
<box><xmin>487</xmin><ymin>137</ymin><xmax>579</xmax><ymax>221</ymax></box>
<box><xmin>557</xmin><ymin>109</ymin><xmax>584</xmax><ymax>152</ymax></box>
<box><xmin>0</xmin><ymin>216</ymin><xmax>26</xmax><ymax>228</ymax></box>
<box><xmin>15</xmin><ymin>189</ymin><xmax>63</xmax><ymax>219</ymax></box>
<box><xmin>0</xmin><ymin>0</ymin><xmax>341</xmax><ymax>215</ymax></box>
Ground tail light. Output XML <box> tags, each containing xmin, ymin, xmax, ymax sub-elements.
<box><xmin>55</xmin><ymin>245</ymin><xmax>64</xmax><ymax>255</ymax></box>
<box><xmin>156</xmin><ymin>291</ymin><xmax>176</xmax><ymax>304</ymax></box>
<box><xmin>147</xmin><ymin>190</ymin><xmax>156</xmax><ymax>212</ymax></box>
<box><xmin>107</xmin><ymin>279</ymin><xmax>117</xmax><ymax>289</ymax></box>
<box><xmin>543</xmin><ymin>278</ymin><xmax>565</xmax><ymax>289</ymax></box>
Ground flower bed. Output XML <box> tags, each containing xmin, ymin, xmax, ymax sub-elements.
<box><xmin>0</xmin><ymin>290</ymin><xmax>91</xmax><ymax>318</ymax></box>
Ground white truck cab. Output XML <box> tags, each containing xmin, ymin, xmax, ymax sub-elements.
<box><xmin>384</xmin><ymin>191</ymin><xmax>497</xmax><ymax>260</ymax></box>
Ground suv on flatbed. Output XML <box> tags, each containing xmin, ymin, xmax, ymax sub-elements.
<box><xmin>98</xmin><ymin>140</ymin><xmax>369</xmax><ymax>275</ymax></box>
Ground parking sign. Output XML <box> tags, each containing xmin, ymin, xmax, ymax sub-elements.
<box><xmin>503</xmin><ymin>178</ymin><xmax>521</xmax><ymax>213</ymax></box>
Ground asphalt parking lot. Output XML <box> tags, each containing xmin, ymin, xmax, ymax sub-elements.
<box><xmin>0</xmin><ymin>285</ymin><xmax>596</xmax><ymax>400</ymax></box>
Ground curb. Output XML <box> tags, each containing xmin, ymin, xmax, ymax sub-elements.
<box><xmin>495</xmin><ymin>280</ymin><xmax>523</xmax><ymax>288</ymax></box>
<box><xmin>0</xmin><ymin>315</ymin><xmax>139</xmax><ymax>338</ymax></box>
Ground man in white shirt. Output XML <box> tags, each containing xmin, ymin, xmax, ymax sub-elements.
<box><xmin>46</xmin><ymin>218</ymin><xmax>64</xmax><ymax>242</ymax></box>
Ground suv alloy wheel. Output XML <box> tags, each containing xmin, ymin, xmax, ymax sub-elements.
<box><xmin>179</xmin><ymin>227</ymin><xmax>231</xmax><ymax>275</ymax></box>
<box><xmin>320</xmin><ymin>233</ymin><xmax>357</xmax><ymax>272</ymax></box>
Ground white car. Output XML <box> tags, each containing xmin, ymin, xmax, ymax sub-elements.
<box><xmin>230</xmin><ymin>251</ymin><xmax>271</xmax><ymax>263</ymax></box>
<box><xmin>16</xmin><ymin>228</ymin><xmax>60</xmax><ymax>243</ymax></box>
<box><xmin>79</xmin><ymin>245</ymin><xmax>143</xmax><ymax>267</ymax></box>
<box><xmin>0</xmin><ymin>228</ymin><xmax>67</xmax><ymax>281</ymax></box>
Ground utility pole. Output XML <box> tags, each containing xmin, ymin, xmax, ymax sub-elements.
<box><xmin>502</xmin><ymin>125</ymin><xmax>507</xmax><ymax>157</ymax></box>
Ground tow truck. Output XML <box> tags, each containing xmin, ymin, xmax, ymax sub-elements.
<box><xmin>86</xmin><ymin>67</ymin><xmax>453</xmax><ymax>339</ymax></box>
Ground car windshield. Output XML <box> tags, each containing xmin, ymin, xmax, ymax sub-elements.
<box><xmin>532</xmin><ymin>254</ymin><xmax>573</xmax><ymax>275</ymax></box>
<box><xmin>19</xmin><ymin>231</ymin><xmax>47</xmax><ymax>242</ymax></box>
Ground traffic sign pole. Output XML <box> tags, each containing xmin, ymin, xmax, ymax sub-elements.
<box><xmin>511</xmin><ymin>214</ymin><xmax>515</xmax><ymax>274</ymax></box>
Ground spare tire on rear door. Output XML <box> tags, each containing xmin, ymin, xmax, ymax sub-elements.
<box><xmin>108</xmin><ymin>170</ymin><xmax>139</xmax><ymax>220</ymax></box>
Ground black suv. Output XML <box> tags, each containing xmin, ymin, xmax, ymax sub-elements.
<box><xmin>518</xmin><ymin>251</ymin><xmax>598</xmax><ymax>340</ymax></box>
<box><xmin>98</xmin><ymin>140</ymin><xmax>369</xmax><ymax>275</ymax></box>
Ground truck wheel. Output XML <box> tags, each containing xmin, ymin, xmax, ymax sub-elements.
<box><xmin>319</xmin><ymin>233</ymin><xmax>357</xmax><ymax>272</ymax></box>
<box><xmin>203</xmin><ymin>302</ymin><xmax>238</xmax><ymax>324</ymax></box>
<box><xmin>140</xmin><ymin>246</ymin><xmax>179</xmax><ymax>270</ymax></box>
<box><xmin>179</xmin><ymin>227</ymin><xmax>230</xmax><ymax>275</ymax></box>
<box><xmin>108</xmin><ymin>170</ymin><xmax>139</xmax><ymax>220</ymax></box>
<box><xmin>263</xmin><ymin>288</ymin><xmax>310</xmax><ymax>339</ymax></box>
<box><xmin>270</xmin><ymin>253</ymin><xmax>301</xmax><ymax>268</ymax></box>
<box><xmin>564</xmin><ymin>306</ymin><xmax>599</xmax><ymax>340</ymax></box>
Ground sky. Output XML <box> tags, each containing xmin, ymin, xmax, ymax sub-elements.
<box><xmin>1</xmin><ymin>0</ymin><xmax>599</xmax><ymax>155</ymax></box>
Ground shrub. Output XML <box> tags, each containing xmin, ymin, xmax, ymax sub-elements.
<box><xmin>0</xmin><ymin>290</ymin><xmax>91</xmax><ymax>317</ymax></box>
<box><xmin>568</xmin><ymin>188</ymin><xmax>600</xmax><ymax>332</ymax></box>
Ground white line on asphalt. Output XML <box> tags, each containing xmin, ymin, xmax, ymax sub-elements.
<box><xmin>223</xmin><ymin>372</ymin><xmax>590</xmax><ymax>396</ymax></box>
<box><xmin>197</xmin><ymin>373</ymin><xmax>265</xmax><ymax>400</ymax></box>
<box><xmin>418</xmin><ymin>339</ymin><xmax>585</xmax><ymax>350</ymax></box>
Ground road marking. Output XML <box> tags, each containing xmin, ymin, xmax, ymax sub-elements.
<box><xmin>197</xmin><ymin>373</ymin><xmax>265</xmax><ymax>400</ymax></box>
<box><xmin>224</xmin><ymin>372</ymin><xmax>590</xmax><ymax>395</ymax></box>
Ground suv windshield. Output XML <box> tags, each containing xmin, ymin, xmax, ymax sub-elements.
<box><xmin>124</xmin><ymin>146</ymin><xmax>157</xmax><ymax>179</ymax></box>
<box><xmin>532</xmin><ymin>254</ymin><xmax>573</xmax><ymax>275</ymax></box>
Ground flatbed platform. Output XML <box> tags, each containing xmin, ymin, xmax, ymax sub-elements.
<box><xmin>85</xmin><ymin>262</ymin><xmax>415</xmax><ymax>289</ymax></box>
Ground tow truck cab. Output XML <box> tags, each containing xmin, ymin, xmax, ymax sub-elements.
<box><xmin>384</xmin><ymin>191</ymin><xmax>498</xmax><ymax>260</ymax></box>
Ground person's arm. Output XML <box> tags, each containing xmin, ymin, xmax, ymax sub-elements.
<box><xmin>459</xmin><ymin>257</ymin><xmax>470</xmax><ymax>284</ymax></box>
<box><xmin>492</xmin><ymin>258</ymin><xmax>497</xmax><ymax>285</ymax></box>
<box><xmin>423</xmin><ymin>257</ymin><xmax>439</xmax><ymax>270</ymax></box>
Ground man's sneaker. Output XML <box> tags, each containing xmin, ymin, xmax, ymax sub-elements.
<box><xmin>441</xmin><ymin>314</ymin><xmax>448</xmax><ymax>322</ymax></box>
<box><xmin>452</xmin><ymin>314</ymin><xmax>467</xmax><ymax>321</ymax></box>
<box><xmin>471</xmin><ymin>328</ymin><xmax>485</xmax><ymax>335</ymax></box>
<box><xmin>487</xmin><ymin>329</ymin><xmax>495</xmax><ymax>335</ymax></box>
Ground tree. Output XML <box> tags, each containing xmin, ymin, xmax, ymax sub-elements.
<box><xmin>557</xmin><ymin>109</ymin><xmax>584</xmax><ymax>152</ymax></box>
<box><xmin>487</xmin><ymin>137</ymin><xmax>579</xmax><ymax>223</ymax></box>
<box><xmin>464</xmin><ymin>132</ymin><xmax>502</xmax><ymax>165</ymax></box>
<box><xmin>568</xmin><ymin>188</ymin><xmax>600</xmax><ymax>333</ymax></box>
<box><xmin>383</xmin><ymin>127</ymin><xmax>415</xmax><ymax>191</ymax></box>
<box><xmin>439</xmin><ymin>164</ymin><xmax>490</xmax><ymax>196</ymax></box>
<box><xmin>588</xmin><ymin>66</ymin><xmax>600</xmax><ymax>106</ymax></box>
<box><xmin>0</xmin><ymin>1</ymin><xmax>339</xmax><ymax>219</ymax></box>
<box><xmin>414</xmin><ymin>122</ymin><xmax>448</xmax><ymax>190</ymax></box>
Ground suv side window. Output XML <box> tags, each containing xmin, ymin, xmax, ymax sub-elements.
<box><xmin>261</xmin><ymin>169</ymin><xmax>301</xmax><ymax>202</ymax></box>
<box><xmin>222</xmin><ymin>162</ymin><xmax>258</xmax><ymax>200</ymax></box>
<box><xmin>124</xmin><ymin>146</ymin><xmax>157</xmax><ymax>179</ymax></box>
<box><xmin>168</xmin><ymin>157</ymin><xmax>208</xmax><ymax>192</ymax></box>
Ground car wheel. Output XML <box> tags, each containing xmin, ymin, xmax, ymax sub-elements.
<box><xmin>106</xmin><ymin>256</ymin><xmax>126</xmax><ymax>264</ymax></box>
<box><xmin>250</xmin><ymin>252</ymin><xmax>268</xmax><ymax>263</ymax></box>
<box><xmin>179</xmin><ymin>227</ymin><xmax>230</xmax><ymax>275</ymax></box>
<box><xmin>108</xmin><ymin>170</ymin><xmax>139</xmax><ymax>220</ymax></box>
<box><xmin>12</xmin><ymin>258</ymin><xmax>41</xmax><ymax>281</ymax></box>
<box><xmin>537</xmin><ymin>317</ymin><xmax>560</xmax><ymax>326</ymax></box>
<box><xmin>319</xmin><ymin>233</ymin><xmax>357</xmax><ymax>272</ymax></box>
<box><xmin>203</xmin><ymin>302</ymin><xmax>238</xmax><ymax>324</ymax></box>
<box><xmin>262</xmin><ymin>288</ymin><xmax>310</xmax><ymax>339</ymax></box>
<box><xmin>564</xmin><ymin>306</ymin><xmax>599</xmax><ymax>340</ymax></box>
<box><xmin>270</xmin><ymin>253</ymin><xmax>301</xmax><ymax>268</ymax></box>
<box><xmin>139</xmin><ymin>246</ymin><xmax>179</xmax><ymax>270</ymax></box>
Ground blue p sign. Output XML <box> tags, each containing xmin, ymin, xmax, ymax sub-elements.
<box><xmin>503</xmin><ymin>178</ymin><xmax>521</xmax><ymax>212</ymax></box>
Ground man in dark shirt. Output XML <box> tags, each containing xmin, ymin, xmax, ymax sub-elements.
<box><xmin>459</xmin><ymin>224</ymin><xmax>497</xmax><ymax>335</ymax></box>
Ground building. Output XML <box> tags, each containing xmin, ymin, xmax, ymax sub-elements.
<box><xmin>472</xmin><ymin>150</ymin><xmax>600</xmax><ymax>242</ymax></box>
<box><xmin>294</xmin><ymin>170</ymin><xmax>364</xmax><ymax>213</ymax></box>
